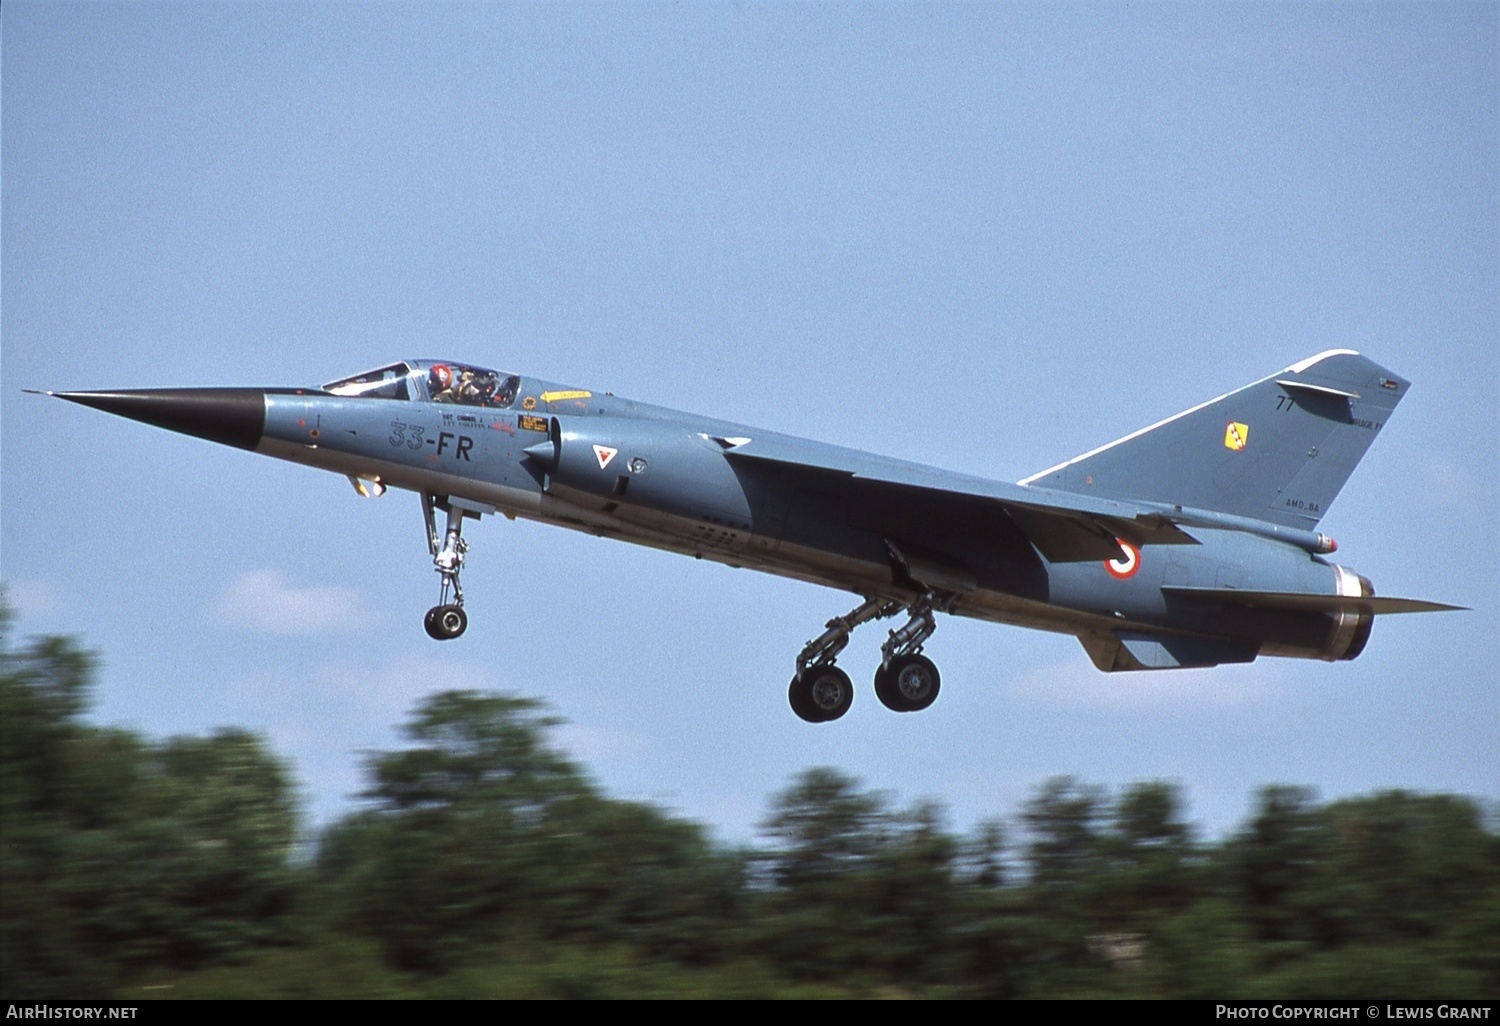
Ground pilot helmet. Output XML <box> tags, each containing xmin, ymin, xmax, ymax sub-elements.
<box><xmin>428</xmin><ymin>364</ymin><xmax>452</xmax><ymax>392</ymax></box>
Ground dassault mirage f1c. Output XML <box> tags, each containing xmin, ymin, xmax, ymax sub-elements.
<box><xmin>37</xmin><ymin>350</ymin><xmax>1459</xmax><ymax>722</ymax></box>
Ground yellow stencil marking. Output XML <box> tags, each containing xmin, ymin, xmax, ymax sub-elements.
<box><xmin>541</xmin><ymin>390</ymin><xmax>592</xmax><ymax>402</ymax></box>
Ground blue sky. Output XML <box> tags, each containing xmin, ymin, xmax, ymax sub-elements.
<box><xmin>3</xmin><ymin>2</ymin><xmax>1495</xmax><ymax>842</ymax></box>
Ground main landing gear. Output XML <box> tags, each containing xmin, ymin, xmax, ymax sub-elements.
<box><xmin>787</xmin><ymin>593</ymin><xmax>945</xmax><ymax>722</ymax></box>
<box><xmin>875</xmin><ymin>592</ymin><xmax>941</xmax><ymax>714</ymax></box>
<box><xmin>421</xmin><ymin>492</ymin><xmax>475</xmax><ymax>640</ymax></box>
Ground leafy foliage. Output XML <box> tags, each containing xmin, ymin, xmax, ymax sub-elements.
<box><xmin>4</xmin><ymin>605</ymin><xmax>1496</xmax><ymax>998</ymax></box>
<box><xmin>1</xmin><ymin>607</ymin><xmax>297</xmax><ymax>997</ymax></box>
<box><xmin>317</xmin><ymin>690</ymin><xmax>741</xmax><ymax>974</ymax></box>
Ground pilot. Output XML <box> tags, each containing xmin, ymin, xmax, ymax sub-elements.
<box><xmin>429</xmin><ymin>364</ymin><xmax>455</xmax><ymax>402</ymax></box>
<box><xmin>454</xmin><ymin>368</ymin><xmax>482</xmax><ymax>405</ymax></box>
<box><xmin>471</xmin><ymin>371</ymin><xmax>500</xmax><ymax>405</ymax></box>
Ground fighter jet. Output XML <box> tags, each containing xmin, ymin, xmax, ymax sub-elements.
<box><xmin>36</xmin><ymin>350</ymin><xmax>1459</xmax><ymax>722</ymax></box>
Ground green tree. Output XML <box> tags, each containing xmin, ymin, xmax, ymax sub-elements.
<box><xmin>755</xmin><ymin>768</ymin><xmax>961</xmax><ymax>989</ymax></box>
<box><xmin>760</xmin><ymin>767</ymin><xmax>888</xmax><ymax>890</ymax></box>
<box><xmin>1224</xmin><ymin>785</ymin><xmax>1500</xmax><ymax>994</ymax></box>
<box><xmin>359</xmin><ymin>690</ymin><xmax>584</xmax><ymax>814</ymax></box>
<box><xmin>2</xmin><ymin>605</ymin><xmax>103</xmax><ymax>995</ymax></box>
<box><xmin>319</xmin><ymin>690</ymin><xmax>742</xmax><ymax>973</ymax></box>
<box><xmin>1023</xmin><ymin>776</ymin><xmax>1108</xmax><ymax>894</ymax></box>
<box><xmin>1098</xmin><ymin>781</ymin><xmax>1200</xmax><ymax>927</ymax></box>
<box><xmin>1139</xmin><ymin>898</ymin><xmax>1257</xmax><ymax>998</ymax></box>
<box><xmin>320</xmin><ymin>692</ymin><xmax>590</xmax><ymax>970</ymax></box>
<box><xmin>1228</xmin><ymin>784</ymin><xmax>1329</xmax><ymax>954</ymax></box>
<box><xmin>1</xmin><ymin>605</ymin><xmax>298</xmax><ymax>997</ymax></box>
<box><xmin>1315</xmin><ymin>791</ymin><xmax>1496</xmax><ymax>948</ymax></box>
<box><xmin>1019</xmin><ymin>777</ymin><xmax>1108</xmax><ymax>975</ymax></box>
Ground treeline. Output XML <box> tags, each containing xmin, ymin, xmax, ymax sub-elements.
<box><xmin>2</xmin><ymin>618</ymin><xmax>1496</xmax><ymax>998</ymax></box>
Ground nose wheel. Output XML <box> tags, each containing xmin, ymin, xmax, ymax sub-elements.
<box><xmin>424</xmin><ymin>603</ymin><xmax>468</xmax><ymax>640</ymax></box>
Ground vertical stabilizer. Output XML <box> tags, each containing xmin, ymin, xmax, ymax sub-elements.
<box><xmin>1020</xmin><ymin>351</ymin><xmax>1407</xmax><ymax>527</ymax></box>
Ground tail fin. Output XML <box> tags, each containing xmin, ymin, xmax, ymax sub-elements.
<box><xmin>1019</xmin><ymin>351</ymin><xmax>1408</xmax><ymax>528</ymax></box>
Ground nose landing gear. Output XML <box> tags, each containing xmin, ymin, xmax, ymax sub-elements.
<box><xmin>421</xmin><ymin>492</ymin><xmax>488</xmax><ymax>640</ymax></box>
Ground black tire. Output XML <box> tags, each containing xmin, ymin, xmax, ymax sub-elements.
<box><xmin>788</xmin><ymin>675</ymin><xmax>818</xmax><ymax>722</ymax></box>
<box><xmin>887</xmin><ymin>653</ymin><xmax>940</xmax><ymax>711</ymax></box>
<box><xmin>788</xmin><ymin>665</ymin><xmax>854</xmax><ymax>722</ymax></box>
<box><xmin>873</xmin><ymin>663</ymin><xmax>905</xmax><ymax>712</ymax></box>
<box><xmin>426</xmin><ymin>603</ymin><xmax>467</xmax><ymax>640</ymax></box>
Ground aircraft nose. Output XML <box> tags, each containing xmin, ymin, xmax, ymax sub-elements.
<box><xmin>49</xmin><ymin>388</ymin><xmax>267</xmax><ymax>451</ymax></box>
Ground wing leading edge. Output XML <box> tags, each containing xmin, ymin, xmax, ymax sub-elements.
<box><xmin>721</xmin><ymin>434</ymin><xmax>1341</xmax><ymax>565</ymax></box>
<box><xmin>720</xmin><ymin>437</ymin><xmax>1191</xmax><ymax>563</ymax></box>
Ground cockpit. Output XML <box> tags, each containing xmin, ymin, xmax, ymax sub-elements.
<box><xmin>322</xmin><ymin>361</ymin><xmax>521</xmax><ymax>408</ymax></box>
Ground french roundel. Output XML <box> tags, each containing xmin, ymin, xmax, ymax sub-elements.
<box><xmin>1103</xmin><ymin>539</ymin><xmax>1140</xmax><ymax>580</ymax></box>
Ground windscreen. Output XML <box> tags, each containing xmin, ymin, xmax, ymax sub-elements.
<box><xmin>323</xmin><ymin>363</ymin><xmax>413</xmax><ymax>400</ymax></box>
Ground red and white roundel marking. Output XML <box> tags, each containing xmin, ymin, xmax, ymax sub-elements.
<box><xmin>1103</xmin><ymin>539</ymin><xmax>1140</xmax><ymax>579</ymax></box>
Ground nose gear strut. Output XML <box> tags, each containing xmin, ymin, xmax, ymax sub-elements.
<box><xmin>421</xmin><ymin>492</ymin><xmax>487</xmax><ymax>640</ymax></box>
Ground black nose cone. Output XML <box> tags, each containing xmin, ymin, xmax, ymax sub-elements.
<box><xmin>52</xmin><ymin>388</ymin><xmax>266</xmax><ymax>450</ymax></box>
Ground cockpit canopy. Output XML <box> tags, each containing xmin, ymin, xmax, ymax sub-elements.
<box><xmin>322</xmin><ymin>363</ymin><xmax>413</xmax><ymax>400</ymax></box>
<box><xmin>322</xmin><ymin>361</ymin><xmax>520</xmax><ymax>408</ymax></box>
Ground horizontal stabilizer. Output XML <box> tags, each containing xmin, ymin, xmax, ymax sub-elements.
<box><xmin>1162</xmin><ymin>586</ymin><xmax>1465</xmax><ymax>615</ymax></box>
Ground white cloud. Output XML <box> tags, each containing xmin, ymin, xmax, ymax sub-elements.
<box><xmin>216</xmin><ymin>569</ymin><xmax>373</xmax><ymax>634</ymax></box>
